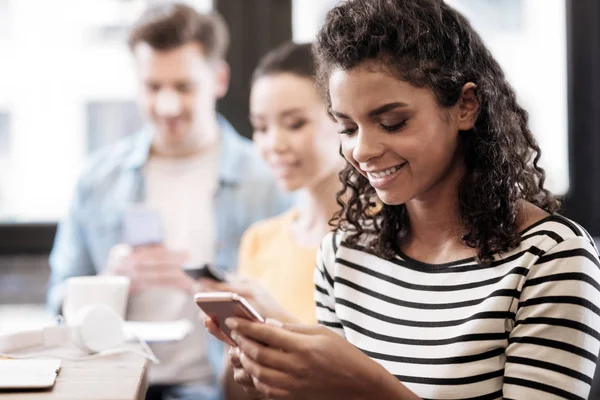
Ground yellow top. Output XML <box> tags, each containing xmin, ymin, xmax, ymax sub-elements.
<box><xmin>238</xmin><ymin>210</ymin><xmax>318</xmax><ymax>324</ymax></box>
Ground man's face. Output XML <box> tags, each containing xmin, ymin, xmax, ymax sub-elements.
<box><xmin>134</xmin><ymin>42</ymin><xmax>229</xmax><ymax>155</ymax></box>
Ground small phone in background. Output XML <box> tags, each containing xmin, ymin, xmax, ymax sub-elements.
<box><xmin>183</xmin><ymin>263</ymin><xmax>227</xmax><ymax>282</ymax></box>
<box><xmin>122</xmin><ymin>206</ymin><xmax>163</xmax><ymax>247</ymax></box>
<box><xmin>194</xmin><ymin>292</ymin><xmax>264</xmax><ymax>342</ymax></box>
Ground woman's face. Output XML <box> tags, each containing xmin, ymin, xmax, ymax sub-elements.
<box><xmin>329</xmin><ymin>61</ymin><xmax>478</xmax><ymax>206</ymax></box>
<box><xmin>251</xmin><ymin>73</ymin><xmax>342</xmax><ymax>192</ymax></box>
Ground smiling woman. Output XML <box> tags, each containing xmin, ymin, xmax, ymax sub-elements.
<box><xmin>203</xmin><ymin>1</ymin><xmax>600</xmax><ymax>399</ymax></box>
<box><xmin>201</xmin><ymin>42</ymin><xmax>346</xmax><ymax>400</ymax></box>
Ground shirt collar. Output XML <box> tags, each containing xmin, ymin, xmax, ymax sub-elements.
<box><xmin>123</xmin><ymin>114</ymin><xmax>244</xmax><ymax>188</ymax></box>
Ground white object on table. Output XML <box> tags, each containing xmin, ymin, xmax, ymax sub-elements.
<box><xmin>123</xmin><ymin>320</ymin><xmax>193</xmax><ymax>343</ymax></box>
<box><xmin>0</xmin><ymin>358</ymin><xmax>61</xmax><ymax>389</ymax></box>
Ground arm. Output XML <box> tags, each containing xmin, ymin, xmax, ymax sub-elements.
<box><xmin>226</xmin><ymin>317</ymin><xmax>422</xmax><ymax>400</ymax></box>
<box><xmin>503</xmin><ymin>237</ymin><xmax>600</xmax><ymax>399</ymax></box>
<box><xmin>46</xmin><ymin>180</ymin><xmax>95</xmax><ymax>315</ymax></box>
<box><xmin>214</xmin><ymin>231</ymin><xmax>421</xmax><ymax>400</ymax></box>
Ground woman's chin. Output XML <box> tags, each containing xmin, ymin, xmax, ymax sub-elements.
<box><xmin>375</xmin><ymin>189</ymin><xmax>410</xmax><ymax>207</ymax></box>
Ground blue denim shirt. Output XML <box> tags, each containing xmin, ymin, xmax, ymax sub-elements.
<box><xmin>47</xmin><ymin>116</ymin><xmax>289</xmax><ymax>398</ymax></box>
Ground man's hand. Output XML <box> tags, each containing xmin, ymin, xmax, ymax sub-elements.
<box><xmin>105</xmin><ymin>244</ymin><xmax>195</xmax><ymax>293</ymax></box>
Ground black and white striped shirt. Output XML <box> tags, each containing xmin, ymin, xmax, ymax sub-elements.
<box><xmin>315</xmin><ymin>215</ymin><xmax>600</xmax><ymax>399</ymax></box>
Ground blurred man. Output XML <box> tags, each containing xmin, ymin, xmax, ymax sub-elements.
<box><xmin>47</xmin><ymin>3</ymin><xmax>288</xmax><ymax>399</ymax></box>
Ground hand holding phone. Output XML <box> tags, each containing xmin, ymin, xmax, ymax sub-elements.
<box><xmin>195</xmin><ymin>292</ymin><xmax>264</xmax><ymax>343</ymax></box>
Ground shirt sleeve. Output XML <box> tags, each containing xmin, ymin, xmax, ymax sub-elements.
<box><xmin>47</xmin><ymin>180</ymin><xmax>96</xmax><ymax>315</ymax></box>
<box><xmin>314</xmin><ymin>231</ymin><xmax>345</xmax><ymax>336</ymax></box>
<box><xmin>503</xmin><ymin>236</ymin><xmax>600</xmax><ymax>399</ymax></box>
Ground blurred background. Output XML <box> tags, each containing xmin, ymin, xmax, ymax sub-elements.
<box><xmin>0</xmin><ymin>0</ymin><xmax>598</xmax><ymax>324</ymax></box>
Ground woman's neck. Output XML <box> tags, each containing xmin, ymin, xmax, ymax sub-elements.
<box><xmin>292</xmin><ymin>171</ymin><xmax>342</xmax><ymax>248</ymax></box>
<box><xmin>401</xmin><ymin>161</ymin><xmax>474</xmax><ymax>263</ymax></box>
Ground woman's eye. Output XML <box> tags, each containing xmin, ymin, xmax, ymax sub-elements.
<box><xmin>289</xmin><ymin>120</ymin><xmax>307</xmax><ymax>130</ymax></box>
<box><xmin>338</xmin><ymin>126</ymin><xmax>357</xmax><ymax>136</ymax></box>
<box><xmin>381</xmin><ymin>120</ymin><xmax>407</xmax><ymax>132</ymax></box>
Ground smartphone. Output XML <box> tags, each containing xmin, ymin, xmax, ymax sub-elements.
<box><xmin>122</xmin><ymin>206</ymin><xmax>163</xmax><ymax>247</ymax></box>
<box><xmin>194</xmin><ymin>292</ymin><xmax>264</xmax><ymax>341</ymax></box>
<box><xmin>183</xmin><ymin>263</ymin><xmax>227</xmax><ymax>282</ymax></box>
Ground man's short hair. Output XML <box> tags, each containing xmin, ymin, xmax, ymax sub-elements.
<box><xmin>127</xmin><ymin>2</ymin><xmax>229</xmax><ymax>60</ymax></box>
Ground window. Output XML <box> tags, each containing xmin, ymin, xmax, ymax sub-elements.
<box><xmin>0</xmin><ymin>112</ymin><xmax>10</xmax><ymax>157</ymax></box>
<box><xmin>0</xmin><ymin>0</ymin><xmax>10</xmax><ymax>38</ymax></box>
<box><xmin>292</xmin><ymin>0</ymin><xmax>569</xmax><ymax>195</ymax></box>
<box><xmin>447</xmin><ymin>0</ymin><xmax>569</xmax><ymax>194</ymax></box>
<box><xmin>86</xmin><ymin>101</ymin><xmax>143</xmax><ymax>154</ymax></box>
<box><xmin>292</xmin><ymin>0</ymin><xmax>339</xmax><ymax>44</ymax></box>
<box><xmin>0</xmin><ymin>0</ymin><xmax>212</xmax><ymax>223</ymax></box>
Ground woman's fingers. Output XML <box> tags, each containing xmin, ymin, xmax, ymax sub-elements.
<box><xmin>231</xmin><ymin>330</ymin><xmax>297</xmax><ymax>372</ymax></box>
<box><xmin>228</xmin><ymin>346</ymin><xmax>243</xmax><ymax>368</ymax></box>
<box><xmin>233</xmin><ymin>366</ymin><xmax>255</xmax><ymax>386</ymax></box>
<box><xmin>227</xmin><ymin>318</ymin><xmax>302</xmax><ymax>352</ymax></box>
<box><xmin>240</xmin><ymin>351</ymin><xmax>298</xmax><ymax>392</ymax></box>
<box><xmin>204</xmin><ymin>317</ymin><xmax>236</xmax><ymax>346</ymax></box>
<box><xmin>252</xmin><ymin>378</ymin><xmax>291</xmax><ymax>400</ymax></box>
<box><xmin>229</xmin><ymin>337</ymin><xmax>293</xmax><ymax>399</ymax></box>
<box><xmin>229</xmin><ymin>348</ymin><xmax>265</xmax><ymax>399</ymax></box>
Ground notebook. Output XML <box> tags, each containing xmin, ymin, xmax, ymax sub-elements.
<box><xmin>0</xmin><ymin>358</ymin><xmax>61</xmax><ymax>389</ymax></box>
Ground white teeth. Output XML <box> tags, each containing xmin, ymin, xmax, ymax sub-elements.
<box><xmin>369</xmin><ymin>165</ymin><xmax>401</xmax><ymax>179</ymax></box>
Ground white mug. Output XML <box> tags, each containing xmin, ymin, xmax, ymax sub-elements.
<box><xmin>63</xmin><ymin>276</ymin><xmax>130</xmax><ymax>323</ymax></box>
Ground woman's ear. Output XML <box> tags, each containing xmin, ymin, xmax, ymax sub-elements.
<box><xmin>457</xmin><ymin>82</ymin><xmax>479</xmax><ymax>131</ymax></box>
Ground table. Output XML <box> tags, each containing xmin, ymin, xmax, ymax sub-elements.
<box><xmin>0</xmin><ymin>345</ymin><xmax>148</xmax><ymax>400</ymax></box>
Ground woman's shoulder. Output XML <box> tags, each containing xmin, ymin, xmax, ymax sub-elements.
<box><xmin>520</xmin><ymin>213</ymin><xmax>594</xmax><ymax>243</ymax></box>
<box><xmin>516</xmin><ymin>202</ymin><xmax>593</xmax><ymax>246</ymax></box>
<box><xmin>516</xmin><ymin>211</ymin><xmax>599</xmax><ymax>262</ymax></box>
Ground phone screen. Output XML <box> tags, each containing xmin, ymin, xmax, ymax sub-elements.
<box><xmin>122</xmin><ymin>206</ymin><xmax>163</xmax><ymax>247</ymax></box>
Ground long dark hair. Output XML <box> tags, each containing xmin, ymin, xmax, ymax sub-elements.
<box><xmin>314</xmin><ymin>0</ymin><xmax>560</xmax><ymax>262</ymax></box>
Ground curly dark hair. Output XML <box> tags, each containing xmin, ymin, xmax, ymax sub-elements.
<box><xmin>314</xmin><ymin>0</ymin><xmax>560</xmax><ymax>263</ymax></box>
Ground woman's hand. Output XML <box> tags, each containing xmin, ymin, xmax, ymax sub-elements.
<box><xmin>225</xmin><ymin>318</ymin><xmax>417</xmax><ymax>400</ymax></box>
<box><xmin>202</xmin><ymin>318</ymin><xmax>265</xmax><ymax>399</ymax></box>
<box><xmin>199</xmin><ymin>275</ymin><xmax>296</xmax><ymax>323</ymax></box>
<box><xmin>199</xmin><ymin>276</ymin><xmax>298</xmax><ymax>399</ymax></box>
<box><xmin>199</xmin><ymin>275</ymin><xmax>295</xmax><ymax>347</ymax></box>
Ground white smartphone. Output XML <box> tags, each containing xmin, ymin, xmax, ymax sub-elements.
<box><xmin>122</xmin><ymin>206</ymin><xmax>163</xmax><ymax>247</ymax></box>
<box><xmin>195</xmin><ymin>292</ymin><xmax>264</xmax><ymax>342</ymax></box>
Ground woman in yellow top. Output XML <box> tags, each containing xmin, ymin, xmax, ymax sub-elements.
<box><xmin>202</xmin><ymin>42</ymin><xmax>344</xmax><ymax>398</ymax></box>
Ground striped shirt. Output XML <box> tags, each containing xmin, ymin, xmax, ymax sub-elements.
<box><xmin>315</xmin><ymin>215</ymin><xmax>600</xmax><ymax>399</ymax></box>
